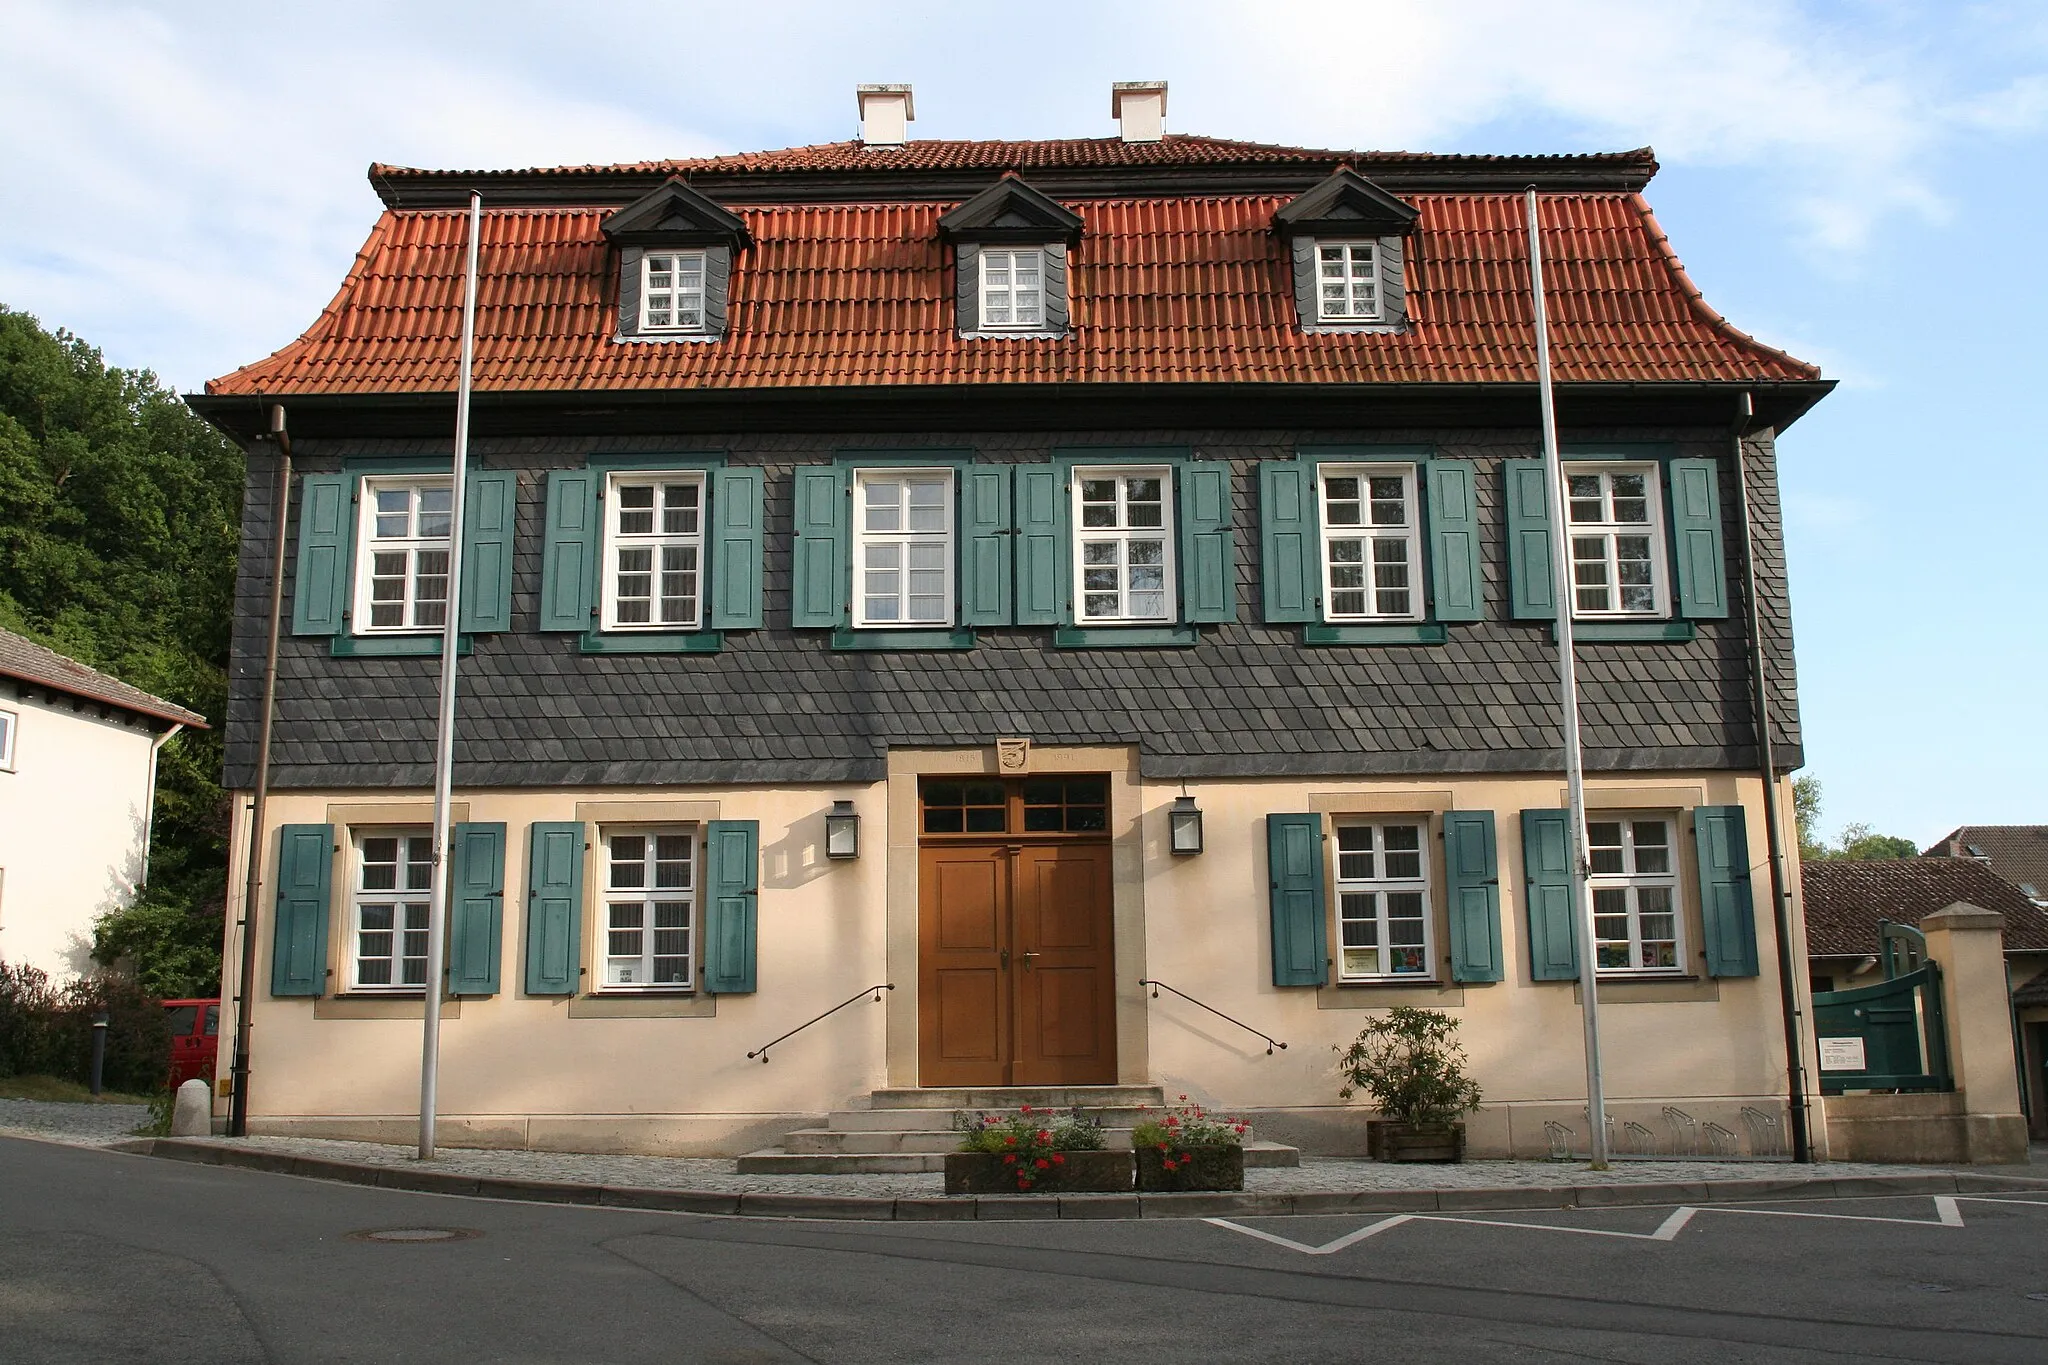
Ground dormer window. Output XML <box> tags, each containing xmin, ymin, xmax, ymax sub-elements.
<box><xmin>980</xmin><ymin>248</ymin><xmax>1046</xmax><ymax>330</ymax></box>
<box><xmin>1274</xmin><ymin>169</ymin><xmax>1419</xmax><ymax>335</ymax></box>
<box><xmin>1316</xmin><ymin>242</ymin><xmax>1381</xmax><ymax>322</ymax></box>
<box><xmin>602</xmin><ymin>177</ymin><xmax>751</xmax><ymax>344</ymax></box>
<box><xmin>641</xmin><ymin>251</ymin><xmax>709</xmax><ymax>333</ymax></box>
<box><xmin>937</xmin><ymin>176</ymin><xmax>1084</xmax><ymax>339</ymax></box>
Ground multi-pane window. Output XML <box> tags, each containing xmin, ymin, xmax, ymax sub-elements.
<box><xmin>980</xmin><ymin>248</ymin><xmax>1045</xmax><ymax>329</ymax></box>
<box><xmin>603</xmin><ymin>473</ymin><xmax>704</xmax><ymax>630</ymax></box>
<box><xmin>357</xmin><ymin>477</ymin><xmax>452</xmax><ymax>632</ymax></box>
<box><xmin>352</xmin><ymin>830</ymin><xmax>433</xmax><ymax>991</ymax></box>
<box><xmin>1316</xmin><ymin>241</ymin><xmax>1380</xmax><ymax>321</ymax></box>
<box><xmin>1567</xmin><ymin>465</ymin><xmax>1667</xmax><ymax>617</ymax></box>
<box><xmin>0</xmin><ymin>706</ymin><xmax>15</xmax><ymax>770</ymax></box>
<box><xmin>602</xmin><ymin>828</ymin><xmax>695</xmax><ymax>989</ymax></box>
<box><xmin>1588</xmin><ymin>817</ymin><xmax>1682</xmax><ymax>973</ymax></box>
<box><xmin>1074</xmin><ymin>467</ymin><xmax>1174</xmax><ymax>624</ymax></box>
<box><xmin>1319</xmin><ymin>465</ymin><xmax>1421</xmax><ymax>621</ymax></box>
<box><xmin>640</xmin><ymin>251</ymin><xmax>707</xmax><ymax>332</ymax></box>
<box><xmin>855</xmin><ymin>470</ymin><xmax>953</xmax><ymax>627</ymax></box>
<box><xmin>1334</xmin><ymin>822</ymin><xmax>1432</xmax><ymax>980</ymax></box>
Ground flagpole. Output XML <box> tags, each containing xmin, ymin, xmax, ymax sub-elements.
<box><xmin>1526</xmin><ymin>187</ymin><xmax>1610</xmax><ymax>1169</ymax></box>
<box><xmin>419</xmin><ymin>190</ymin><xmax>483</xmax><ymax>1160</ymax></box>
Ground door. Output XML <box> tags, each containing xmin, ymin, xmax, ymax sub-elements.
<box><xmin>916</xmin><ymin>775</ymin><xmax>1118</xmax><ymax>1087</ymax></box>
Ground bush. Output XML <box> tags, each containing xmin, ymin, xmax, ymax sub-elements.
<box><xmin>1336</xmin><ymin>1005</ymin><xmax>1483</xmax><ymax>1129</ymax></box>
<box><xmin>0</xmin><ymin>960</ymin><xmax>169</xmax><ymax>1092</ymax></box>
<box><xmin>0</xmin><ymin>960</ymin><xmax>64</xmax><ymax>1077</ymax></box>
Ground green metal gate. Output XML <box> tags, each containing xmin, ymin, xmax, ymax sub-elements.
<box><xmin>1811</xmin><ymin>923</ymin><xmax>1952</xmax><ymax>1095</ymax></box>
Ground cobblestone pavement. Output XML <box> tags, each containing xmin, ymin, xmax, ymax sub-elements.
<box><xmin>0</xmin><ymin>1098</ymin><xmax>151</xmax><ymax>1146</ymax></box>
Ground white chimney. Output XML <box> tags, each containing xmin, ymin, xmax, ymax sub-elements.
<box><xmin>857</xmin><ymin>84</ymin><xmax>915</xmax><ymax>147</ymax></box>
<box><xmin>1111</xmin><ymin>81</ymin><xmax>1167</xmax><ymax>143</ymax></box>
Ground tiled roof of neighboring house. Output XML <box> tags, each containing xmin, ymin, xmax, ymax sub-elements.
<box><xmin>2014</xmin><ymin>969</ymin><xmax>2048</xmax><ymax>1008</ymax></box>
<box><xmin>207</xmin><ymin>158</ymin><xmax>1817</xmax><ymax>397</ymax></box>
<box><xmin>1801</xmin><ymin>858</ymin><xmax>2048</xmax><ymax>957</ymax></box>
<box><xmin>0</xmin><ymin>628</ymin><xmax>208</xmax><ymax>729</ymax></box>
<box><xmin>1924</xmin><ymin>826</ymin><xmax>2048</xmax><ymax>902</ymax></box>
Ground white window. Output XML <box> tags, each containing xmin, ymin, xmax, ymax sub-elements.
<box><xmin>351</xmin><ymin>830</ymin><xmax>433</xmax><ymax>992</ymax></box>
<box><xmin>641</xmin><ymin>251</ymin><xmax>708</xmax><ymax>332</ymax></box>
<box><xmin>1588</xmin><ymin>817</ymin><xmax>1683</xmax><ymax>974</ymax></box>
<box><xmin>601</xmin><ymin>827</ymin><xmax>695</xmax><ymax>990</ymax></box>
<box><xmin>1566</xmin><ymin>464</ymin><xmax>1667</xmax><ymax>618</ymax></box>
<box><xmin>1318</xmin><ymin>465</ymin><xmax>1421</xmax><ymax>621</ymax></box>
<box><xmin>854</xmin><ymin>469</ymin><xmax>953</xmax><ymax>628</ymax></box>
<box><xmin>1316</xmin><ymin>241</ymin><xmax>1380</xmax><ymax>321</ymax></box>
<box><xmin>980</xmin><ymin>248</ymin><xmax>1046</xmax><ymax>330</ymax></box>
<box><xmin>0</xmin><ymin>706</ymin><xmax>15</xmax><ymax>771</ymax></box>
<box><xmin>1073</xmin><ymin>467</ymin><xmax>1174</xmax><ymax>624</ymax></box>
<box><xmin>355</xmin><ymin>476</ymin><xmax>452</xmax><ymax>633</ymax></box>
<box><xmin>602</xmin><ymin>472</ymin><xmax>704</xmax><ymax>631</ymax></box>
<box><xmin>1335</xmin><ymin>821</ymin><xmax>1432</xmax><ymax>980</ymax></box>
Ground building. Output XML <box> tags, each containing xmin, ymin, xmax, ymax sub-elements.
<box><xmin>191</xmin><ymin>84</ymin><xmax>1833</xmax><ymax>1159</ymax></box>
<box><xmin>0</xmin><ymin>628</ymin><xmax>207</xmax><ymax>981</ymax></box>
<box><xmin>1925</xmin><ymin>826</ymin><xmax>2048</xmax><ymax>907</ymax></box>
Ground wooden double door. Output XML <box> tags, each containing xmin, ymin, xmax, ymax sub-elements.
<box><xmin>918</xmin><ymin>839</ymin><xmax>1118</xmax><ymax>1086</ymax></box>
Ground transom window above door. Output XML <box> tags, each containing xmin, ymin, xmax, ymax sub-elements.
<box><xmin>920</xmin><ymin>775</ymin><xmax>1110</xmax><ymax>836</ymax></box>
<box><xmin>1318</xmin><ymin>465</ymin><xmax>1421</xmax><ymax>621</ymax></box>
<box><xmin>1566</xmin><ymin>465</ymin><xmax>1668</xmax><ymax>617</ymax></box>
<box><xmin>601</xmin><ymin>826</ymin><xmax>696</xmax><ymax>990</ymax></box>
<box><xmin>1074</xmin><ymin>467</ymin><xmax>1174</xmax><ymax>624</ymax></box>
<box><xmin>603</xmin><ymin>472</ymin><xmax>704</xmax><ymax>630</ymax></box>
<box><xmin>855</xmin><ymin>469</ymin><xmax>954</xmax><ymax>627</ymax></box>
<box><xmin>356</xmin><ymin>477</ymin><xmax>452</xmax><ymax>632</ymax></box>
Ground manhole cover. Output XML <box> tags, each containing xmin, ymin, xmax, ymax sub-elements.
<box><xmin>347</xmin><ymin>1227</ymin><xmax>479</xmax><ymax>1244</ymax></box>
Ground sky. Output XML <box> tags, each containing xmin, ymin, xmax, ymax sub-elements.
<box><xmin>2</xmin><ymin>0</ymin><xmax>2043</xmax><ymax>846</ymax></box>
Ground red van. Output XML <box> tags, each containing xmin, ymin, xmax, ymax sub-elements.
<box><xmin>163</xmin><ymin>999</ymin><xmax>220</xmax><ymax>1090</ymax></box>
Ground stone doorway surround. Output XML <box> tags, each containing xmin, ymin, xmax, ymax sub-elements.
<box><xmin>885</xmin><ymin>744</ymin><xmax>1148</xmax><ymax>1088</ymax></box>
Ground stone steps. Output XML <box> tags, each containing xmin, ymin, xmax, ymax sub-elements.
<box><xmin>825</xmin><ymin>1104</ymin><xmax>1157</xmax><ymax>1133</ymax></box>
<box><xmin>735</xmin><ymin>1140</ymin><xmax>1302</xmax><ymax>1176</ymax></box>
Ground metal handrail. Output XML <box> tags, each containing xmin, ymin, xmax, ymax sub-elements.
<box><xmin>1138</xmin><ymin>979</ymin><xmax>1288</xmax><ymax>1055</ymax></box>
<box><xmin>746</xmin><ymin>983</ymin><xmax>892</xmax><ymax>1064</ymax></box>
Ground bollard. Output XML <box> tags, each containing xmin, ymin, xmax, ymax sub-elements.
<box><xmin>171</xmin><ymin>1079</ymin><xmax>212</xmax><ymax>1137</ymax></box>
<box><xmin>90</xmin><ymin>1012</ymin><xmax>109</xmax><ymax>1097</ymax></box>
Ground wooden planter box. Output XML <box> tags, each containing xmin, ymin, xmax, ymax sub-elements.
<box><xmin>943</xmin><ymin>1149</ymin><xmax>1133</xmax><ymax>1195</ymax></box>
<box><xmin>1135</xmin><ymin>1144</ymin><xmax>1245</xmax><ymax>1192</ymax></box>
<box><xmin>1367</xmin><ymin>1121</ymin><xmax>1466</xmax><ymax>1163</ymax></box>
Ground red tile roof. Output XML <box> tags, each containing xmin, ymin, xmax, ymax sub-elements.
<box><xmin>0</xmin><ymin>628</ymin><xmax>209</xmax><ymax>729</ymax></box>
<box><xmin>210</xmin><ymin>160</ymin><xmax>1817</xmax><ymax>397</ymax></box>
<box><xmin>1801</xmin><ymin>859</ymin><xmax>2048</xmax><ymax>957</ymax></box>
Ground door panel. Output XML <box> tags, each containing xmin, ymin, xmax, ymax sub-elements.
<box><xmin>1011</xmin><ymin>843</ymin><xmax>1117</xmax><ymax>1085</ymax></box>
<box><xmin>918</xmin><ymin>845</ymin><xmax>1008</xmax><ymax>1086</ymax></box>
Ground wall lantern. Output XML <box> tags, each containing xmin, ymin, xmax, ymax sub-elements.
<box><xmin>1168</xmin><ymin>795</ymin><xmax>1204</xmax><ymax>856</ymax></box>
<box><xmin>825</xmin><ymin>800</ymin><xmax>861</xmax><ymax>859</ymax></box>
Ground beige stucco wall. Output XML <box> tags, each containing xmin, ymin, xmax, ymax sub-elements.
<box><xmin>219</xmin><ymin>762</ymin><xmax>1815</xmax><ymax>1159</ymax></box>
<box><xmin>0</xmin><ymin>692</ymin><xmax>158</xmax><ymax>981</ymax></box>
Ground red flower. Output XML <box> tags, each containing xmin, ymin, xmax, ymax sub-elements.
<box><xmin>1036</xmin><ymin>1130</ymin><xmax>1051</xmax><ymax>1143</ymax></box>
<box><xmin>1156</xmin><ymin>1142</ymin><xmax>1169</xmax><ymax>1152</ymax></box>
<box><xmin>1035</xmin><ymin>1158</ymin><xmax>1050</xmax><ymax>1169</ymax></box>
<box><xmin>1052</xmin><ymin>1154</ymin><xmax>1066</xmax><ymax>1165</ymax></box>
<box><xmin>1178</xmin><ymin>1093</ymin><xmax>1188</xmax><ymax>1101</ymax></box>
<box><xmin>1020</xmin><ymin>1104</ymin><xmax>1032</xmax><ymax>1114</ymax></box>
<box><xmin>1005</xmin><ymin>1135</ymin><xmax>1017</xmax><ymax>1146</ymax></box>
<box><xmin>1004</xmin><ymin>1154</ymin><xmax>1017</xmax><ymax>1164</ymax></box>
<box><xmin>1163</xmin><ymin>1159</ymin><xmax>1178</xmax><ymax>1171</ymax></box>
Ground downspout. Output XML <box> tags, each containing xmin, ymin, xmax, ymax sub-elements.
<box><xmin>229</xmin><ymin>403</ymin><xmax>291</xmax><ymax>1138</ymax></box>
<box><xmin>1732</xmin><ymin>390</ymin><xmax>1814</xmax><ymax>1163</ymax></box>
<box><xmin>139</xmin><ymin>722</ymin><xmax>185</xmax><ymax>889</ymax></box>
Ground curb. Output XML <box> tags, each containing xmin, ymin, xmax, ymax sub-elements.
<box><xmin>110</xmin><ymin>1138</ymin><xmax>2048</xmax><ymax>1221</ymax></box>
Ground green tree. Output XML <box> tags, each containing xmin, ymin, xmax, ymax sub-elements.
<box><xmin>1791</xmin><ymin>776</ymin><xmax>1918</xmax><ymax>864</ymax></box>
<box><xmin>0</xmin><ymin>305</ymin><xmax>243</xmax><ymax>996</ymax></box>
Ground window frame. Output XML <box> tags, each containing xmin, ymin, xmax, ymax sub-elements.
<box><xmin>978</xmin><ymin>246</ymin><xmax>1049</xmax><ymax>332</ymax></box>
<box><xmin>347</xmin><ymin>826</ymin><xmax>435</xmax><ymax>994</ymax></box>
<box><xmin>0</xmin><ymin>705</ymin><xmax>16</xmax><ymax>771</ymax></box>
<box><xmin>1315</xmin><ymin>462</ymin><xmax>1424</xmax><ymax>624</ymax></box>
<box><xmin>1069</xmin><ymin>464</ymin><xmax>1178</xmax><ymax>627</ymax></box>
<box><xmin>851</xmin><ymin>466</ymin><xmax>957</xmax><ymax>630</ymax></box>
<box><xmin>638</xmin><ymin>249</ymin><xmax>711</xmax><ymax>335</ymax></box>
<box><xmin>1564</xmin><ymin>461</ymin><xmax>1671</xmax><ymax>620</ymax></box>
<box><xmin>1314</xmin><ymin>240</ymin><xmax>1382</xmax><ymax>322</ymax></box>
<box><xmin>1332</xmin><ymin>818</ymin><xmax>1436</xmax><ymax>983</ymax></box>
<box><xmin>599</xmin><ymin>469</ymin><xmax>707</xmax><ymax>633</ymax></box>
<box><xmin>1585</xmin><ymin>812</ymin><xmax>1686</xmax><ymax>977</ymax></box>
<box><xmin>597</xmin><ymin>824</ymin><xmax>699</xmax><ymax>993</ymax></box>
<box><xmin>351</xmin><ymin>474</ymin><xmax>455</xmax><ymax>636</ymax></box>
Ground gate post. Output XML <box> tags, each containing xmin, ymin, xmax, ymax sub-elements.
<box><xmin>1921</xmin><ymin>902</ymin><xmax>2026</xmax><ymax>1163</ymax></box>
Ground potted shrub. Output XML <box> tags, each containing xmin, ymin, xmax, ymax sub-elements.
<box><xmin>944</xmin><ymin>1106</ymin><xmax>1131</xmax><ymax>1194</ymax></box>
<box><xmin>1131</xmin><ymin>1094</ymin><xmax>1248</xmax><ymax>1192</ymax></box>
<box><xmin>1336</xmin><ymin>1006</ymin><xmax>1483</xmax><ymax>1162</ymax></box>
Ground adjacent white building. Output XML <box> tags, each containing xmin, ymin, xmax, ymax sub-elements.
<box><xmin>0</xmin><ymin>629</ymin><xmax>207</xmax><ymax>982</ymax></box>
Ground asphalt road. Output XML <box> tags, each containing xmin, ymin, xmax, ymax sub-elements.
<box><xmin>5</xmin><ymin>1135</ymin><xmax>2048</xmax><ymax>1363</ymax></box>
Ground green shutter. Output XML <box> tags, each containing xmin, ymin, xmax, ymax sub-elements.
<box><xmin>1014</xmin><ymin>464</ymin><xmax>1066</xmax><ymax>625</ymax></box>
<box><xmin>1178</xmin><ymin>461</ymin><xmax>1236</xmax><ymax>623</ymax></box>
<box><xmin>291</xmin><ymin>474</ymin><xmax>352</xmax><ymax>636</ymax></box>
<box><xmin>704</xmin><ymin>820</ymin><xmax>759</xmax><ymax>994</ymax></box>
<box><xmin>1694</xmin><ymin>805</ymin><xmax>1760</xmax><ymax>977</ymax></box>
<box><xmin>458</xmin><ymin>471</ymin><xmax>515</xmax><ymax>633</ymax></box>
<box><xmin>447</xmin><ymin>822</ymin><xmax>506</xmax><ymax>996</ymax></box>
<box><xmin>1266</xmin><ymin>813</ymin><xmax>1328</xmax><ymax>987</ymax></box>
<box><xmin>540</xmin><ymin>470</ymin><xmax>599</xmax><ymax>632</ymax></box>
<box><xmin>790</xmin><ymin>465</ymin><xmax>848</xmax><ymax>628</ymax></box>
<box><xmin>708</xmin><ymin>466</ymin><xmax>763</xmax><ymax>629</ymax></box>
<box><xmin>960</xmin><ymin>465</ymin><xmax>1013</xmax><ymax>626</ymax></box>
<box><xmin>1423</xmin><ymin>459</ymin><xmax>1483</xmax><ymax>622</ymax></box>
<box><xmin>271</xmin><ymin>824</ymin><xmax>333</xmax><ymax>996</ymax></box>
<box><xmin>1667</xmin><ymin>458</ymin><xmax>1730</xmax><ymax>620</ymax></box>
<box><xmin>1443</xmin><ymin>810</ymin><xmax>1503</xmax><ymax>982</ymax></box>
<box><xmin>1258</xmin><ymin>462</ymin><xmax>1318</xmax><ymax>623</ymax></box>
<box><xmin>1521</xmin><ymin>808</ymin><xmax>1579</xmax><ymax>980</ymax></box>
<box><xmin>524</xmin><ymin>821</ymin><xmax>585</xmax><ymax>996</ymax></box>
<box><xmin>1503</xmin><ymin>459</ymin><xmax>1557</xmax><ymax>621</ymax></box>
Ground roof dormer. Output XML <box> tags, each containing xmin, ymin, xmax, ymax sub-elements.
<box><xmin>1274</xmin><ymin>168</ymin><xmax>1420</xmax><ymax>335</ymax></box>
<box><xmin>602</xmin><ymin>177</ymin><xmax>751</xmax><ymax>343</ymax></box>
<box><xmin>938</xmin><ymin>177</ymin><xmax>1085</xmax><ymax>339</ymax></box>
